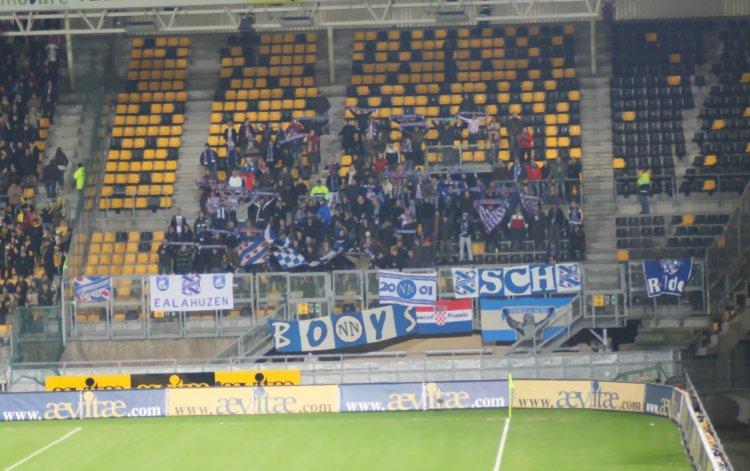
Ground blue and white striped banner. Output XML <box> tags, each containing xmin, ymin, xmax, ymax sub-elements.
<box><xmin>378</xmin><ymin>270</ymin><xmax>437</xmax><ymax>306</ymax></box>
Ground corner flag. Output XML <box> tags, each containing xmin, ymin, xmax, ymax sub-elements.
<box><xmin>508</xmin><ymin>373</ymin><xmax>515</xmax><ymax>418</ymax></box>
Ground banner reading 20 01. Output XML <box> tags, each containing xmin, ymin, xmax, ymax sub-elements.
<box><xmin>149</xmin><ymin>274</ymin><xmax>233</xmax><ymax>312</ymax></box>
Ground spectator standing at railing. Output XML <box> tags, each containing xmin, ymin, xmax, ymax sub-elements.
<box><xmin>519</xmin><ymin>128</ymin><xmax>533</xmax><ymax>163</ymax></box>
<box><xmin>507</xmin><ymin>112</ymin><xmax>524</xmax><ymax>157</ymax></box>
<box><xmin>511</xmin><ymin>157</ymin><xmax>524</xmax><ymax>183</ymax></box>
<box><xmin>310</xmin><ymin>179</ymin><xmax>330</xmax><ymax>201</ymax></box>
<box><xmin>339</xmin><ymin>121</ymin><xmax>358</xmax><ymax>156</ymax></box>
<box><xmin>199</xmin><ymin>143</ymin><xmax>218</xmax><ymax>177</ymax></box>
<box><xmin>225</xmin><ymin>146</ymin><xmax>241</xmax><ymax>175</ymax></box>
<box><xmin>567</xmin><ymin>200</ymin><xmax>583</xmax><ymax>230</ymax></box>
<box><xmin>637</xmin><ymin>168</ymin><xmax>652</xmax><ymax>214</ymax></box>
<box><xmin>567</xmin><ymin>157</ymin><xmax>582</xmax><ymax>201</ymax></box>
<box><xmin>548</xmin><ymin>157</ymin><xmax>568</xmax><ymax>203</ymax></box>
<box><xmin>227</xmin><ymin>170</ymin><xmax>243</xmax><ymax>189</ymax></box>
<box><xmin>173</xmin><ymin>245</ymin><xmax>193</xmax><ymax>275</ymax></box>
<box><xmin>169</xmin><ymin>208</ymin><xmax>188</xmax><ymax>236</ymax></box>
<box><xmin>41</xmin><ymin>79</ymin><xmax>57</xmax><ymax>124</ymax></box>
<box><xmin>570</xmin><ymin>226</ymin><xmax>586</xmax><ymax>261</ymax></box>
<box><xmin>529</xmin><ymin>205</ymin><xmax>547</xmax><ymax>250</ymax></box>
<box><xmin>73</xmin><ymin>164</ymin><xmax>86</xmax><ymax>194</ymax></box>
<box><xmin>547</xmin><ymin>202</ymin><xmax>566</xmax><ymax>247</ymax></box>
<box><xmin>41</xmin><ymin>160</ymin><xmax>58</xmax><ymax>199</ymax></box>
<box><xmin>508</xmin><ymin>206</ymin><xmax>528</xmax><ymax>251</ymax></box>
<box><xmin>53</xmin><ymin>147</ymin><xmax>68</xmax><ymax>188</ymax></box>
<box><xmin>238</xmin><ymin>117</ymin><xmax>256</xmax><ymax>154</ymax></box>
<box><xmin>487</xmin><ymin>121</ymin><xmax>500</xmax><ymax>163</ymax></box>
<box><xmin>305</xmin><ymin>130</ymin><xmax>320</xmax><ymax>174</ymax></box>
<box><xmin>325</xmin><ymin>169</ymin><xmax>341</xmax><ymax>203</ymax></box>
<box><xmin>525</xmin><ymin>160</ymin><xmax>542</xmax><ymax>198</ymax></box>
<box><xmin>436</xmin><ymin>213</ymin><xmax>453</xmax><ymax>264</ymax></box>
<box><xmin>222</xmin><ymin>119</ymin><xmax>238</xmax><ymax>151</ymax></box>
<box><xmin>492</xmin><ymin>160</ymin><xmax>511</xmax><ymax>184</ymax></box>
<box><xmin>384</xmin><ymin>142</ymin><xmax>400</xmax><ymax>170</ymax></box>
<box><xmin>457</xmin><ymin>211</ymin><xmax>473</xmax><ymax>262</ymax></box>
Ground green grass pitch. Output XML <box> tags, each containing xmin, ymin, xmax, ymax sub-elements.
<box><xmin>0</xmin><ymin>409</ymin><xmax>691</xmax><ymax>470</ymax></box>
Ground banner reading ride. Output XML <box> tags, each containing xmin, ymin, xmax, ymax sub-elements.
<box><xmin>149</xmin><ymin>274</ymin><xmax>233</xmax><ymax>312</ymax></box>
<box><xmin>167</xmin><ymin>385</ymin><xmax>340</xmax><ymax>416</ymax></box>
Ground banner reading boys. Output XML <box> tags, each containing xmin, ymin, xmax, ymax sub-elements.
<box><xmin>149</xmin><ymin>274</ymin><xmax>233</xmax><ymax>312</ymax></box>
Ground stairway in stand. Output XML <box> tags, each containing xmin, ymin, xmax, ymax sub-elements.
<box><xmin>171</xmin><ymin>35</ymin><xmax>224</xmax><ymax>219</ymax></box>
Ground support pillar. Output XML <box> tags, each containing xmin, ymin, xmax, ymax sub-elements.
<box><xmin>327</xmin><ymin>26</ymin><xmax>335</xmax><ymax>85</ymax></box>
<box><xmin>590</xmin><ymin>18</ymin><xmax>597</xmax><ymax>76</ymax></box>
<box><xmin>65</xmin><ymin>14</ymin><xmax>75</xmax><ymax>92</ymax></box>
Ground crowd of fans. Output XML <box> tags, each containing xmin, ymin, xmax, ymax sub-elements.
<box><xmin>159</xmin><ymin>107</ymin><xmax>585</xmax><ymax>274</ymax></box>
<box><xmin>0</xmin><ymin>35</ymin><xmax>69</xmax><ymax>327</ymax></box>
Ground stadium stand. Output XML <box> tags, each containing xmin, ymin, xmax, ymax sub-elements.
<box><xmin>333</xmin><ymin>25</ymin><xmax>585</xmax><ymax>266</ymax></box>
<box><xmin>343</xmin><ymin>25</ymin><xmax>582</xmax><ymax>168</ymax></box>
<box><xmin>615</xmin><ymin>213</ymin><xmax>730</xmax><ymax>261</ymax></box>
<box><xmin>685</xmin><ymin>19</ymin><xmax>750</xmax><ymax>196</ymax></box>
<box><xmin>124</xmin><ymin>26</ymin><xmax>590</xmax><ymax>275</ymax></box>
<box><xmin>83</xmin><ymin>230</ymin><xmax>161</xmax><ymax>277</ymax></box>
<box><xmin>0</xmin><ymin>36</ymin><xmax>70</xmax><ymax>336</ymax></box>
<box><xmin>610</xmin><ymin>22</ymin><xmax>708</xmax><ymax>198</ymax></box>
<box><xmin>99</xmin><ymin>37</ymin><xmax>190</xmax><ymax>212</ymax></box>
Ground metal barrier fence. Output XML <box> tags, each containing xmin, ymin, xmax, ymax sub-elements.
<box><xmin>424</xmin><ymin>143</ymin><xmax>583</xmax><ymax>203</ymax></box>
<box><xmin>706</xmin><ymin>181</ymin><xmax>750</xmax><ymax>319</ymax></box>
<box><xmin>67</xmin><ymin>35</ymin><xmax>120</xmax><ymax>278</ymax></box>
<box><xmin>627</xmin><ymin>260</ymin><xmax>708</xmax><ymax>320</ymax></box>
<box><xmin>60</xmin><ymin>261</ymin><xmax>712</xmax><ymax>342</ymax></box>
<box><xmin>11</xmin><ymin>306</ymin><xmax>64</xmax><ymax>366</ymax></box>
<box><xmin>8</xmin><ymin>350</ymin><xmax>679</xmax><ymax>390</ymax></box>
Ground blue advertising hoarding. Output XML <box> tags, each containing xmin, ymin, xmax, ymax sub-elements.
<box><xmin>0</xmin><ymin>389</ymin><xmax>167</xmax><ymax>422</ymax></box>
<box><xmin>644</xmin><ymin>383</ymin><xmax>676</xmax><ymax>417</ymax></box>
<box><xmin>340</xmin><ymin>381</ymin><xmax>509</xmax><ymax>412</ymax></box>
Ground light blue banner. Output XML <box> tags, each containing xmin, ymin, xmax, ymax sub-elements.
<box><xmin>480</xmin><ymin>297</ymin><xmax>574</xmax><ymax>342</ymax></box>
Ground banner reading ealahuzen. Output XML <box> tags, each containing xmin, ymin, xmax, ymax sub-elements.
<box><xmin>149</xmin><ymin>273</ymin><xmax>233</xmax><ymax>312</ymax></box>
<box><xmin>167</xmin><ymin>385</ymin><xmax>340</xmax><ymax>416</ymax></box>
<box><xmin>512</xmin><ymin>380</ymin><xmax>645</xmax><ymax>413</ymax></box>
<box><xmin>340</xmin><ymin>381</ymin><xmax>509</xmax><ymax>412</ymax></box>
<box><xmin>0</xmin><ymin>390</ymin><xmax>166</xmax><ymax>422</ymax></box>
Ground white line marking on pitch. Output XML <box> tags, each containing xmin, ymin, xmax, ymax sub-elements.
<box><xmin>4</xmin><ymin>427</ymin><xmax>82</xmax><ymax>471</ymax></box>
<box><xmin>492</xmin><ymin>418</ymin><xmax>511</xmax><ymax>471</ymax></box>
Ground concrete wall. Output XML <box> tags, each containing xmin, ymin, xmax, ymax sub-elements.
<box><xmin>60</xmin><ymin>337</ymin><xmax>236</xmax><ymax>363</ymax></box>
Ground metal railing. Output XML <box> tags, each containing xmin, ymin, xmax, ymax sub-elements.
<box><xmin>8</xmin><ymin>350</ymin><xmax>679</xmax><ymax>389</ymax></box>
<box><xmin>58</xmin><ymin>262</ymin><xmax>718</xmax><ymax>346</ymax></box>
<box><xmin>683</xmin><ymin>371</ymin><xmax>734</xmax><ymax>471</ymax></box>
<box><xmin>705</xmin><ymin>180</ymin><xmax>750</xmax><ymax>320</ymax></box>
<box><xmin>66</xmin><ymin>35</ymin><xmax>120</xmax><ymax>277</ymax></box>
